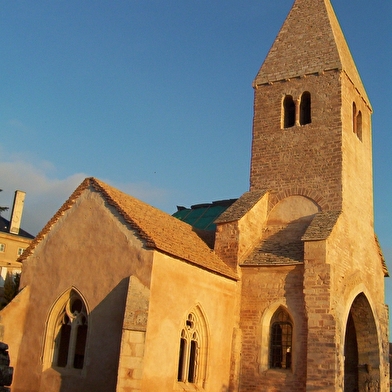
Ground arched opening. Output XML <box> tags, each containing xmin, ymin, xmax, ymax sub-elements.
<box><xmin>344</xmin><ymin>293</ymin><xmax>380</xmax><ymax>391</ymax></box>
<box><xmin>269</xmin><ymin>307</ymin><xmax>293</xmax><ymax>370</ymax></box>
<box><xmin>42</xmin><ymin>288</ymin><xmax>89</xmax><ymax>372</ymax></box>
<box><xmin>177</xmin><ymin>306</ymin><xmax>208</xmax><ymax>388</ymax></box>
<box><xmin>300</xmin><ymin>91</ymin><xmax>311</xmax><ymax>125</ymax></box>
<box><xmin>356</xmin><ymin>110</ymin><xmax>362</xmax><ymax>141</ymax></box>
<box><xmin>283</xmin><ymin>95</ymin><xmax>295</xmax><ymax>128</ymax></box>
<box><xmin>352</xmin><ymin>102</ymin><xmax>357</xmax><ymax>135</ymax></box>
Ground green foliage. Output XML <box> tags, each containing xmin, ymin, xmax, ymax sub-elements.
<box><xmin>2</xmin><ymin>272</ymin><xmax>20</xmax><ymax>308</ymax></box>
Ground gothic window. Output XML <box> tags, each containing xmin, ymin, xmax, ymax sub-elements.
<box><xmin>269</xmin><ymin>307</ymin><xmax>292</xmax><ymax>370</ymax></box>
<box><xmin>52</xmin><ymin>291</ymin><xmax>88</xmax><ymax>370</ymax></box>
<box><xmin>177</xmin><ymin>309</ymin><xmax>208</xmax><ymax>387</ymax></box>
<box><xmin>283</xmin><ymin>95</ymin><xmax>296</xmax><ymax>128</ymax></box>
<box><xmin>300</xmin><ymin>91</ymin><xmax>311</xmax><ymax>125</ymax></box>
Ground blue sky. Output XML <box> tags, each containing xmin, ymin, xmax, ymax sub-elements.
<box><xmin>0</xmin><ymin>1</ymin><xmax>391</xmax><ymax>315</ymax></box>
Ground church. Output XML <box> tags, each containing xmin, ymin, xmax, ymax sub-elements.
<box><xmin>0</xmin><ymin>0</ymin><xmax>389</xmax><ymax>391</ymax></box>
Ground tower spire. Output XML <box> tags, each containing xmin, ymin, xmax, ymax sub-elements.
<box><xmin>254</xmin><ymin>0</ymin><xmax>369</xmax><ymax>106</ymax></box>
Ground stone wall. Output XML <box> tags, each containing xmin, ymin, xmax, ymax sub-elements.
<box><xmin>250</xmin><ymin>71</ymin><xmax>343</xmax><ymax>211</ymax></box>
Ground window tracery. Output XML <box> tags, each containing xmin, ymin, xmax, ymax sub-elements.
<box><xmin>53</xmin><ymin>291</ymin><xmax>88</xmax><ymax>370</ymax></box>
<box><xmin>177</xmin><ymin>309</ymin><xmax>207</xmax><ymax>388</ymax></box>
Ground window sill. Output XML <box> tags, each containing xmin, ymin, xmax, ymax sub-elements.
<box><xmin>175</xmin><ymin>381</ymin><xmax>205</xmax><ymax>391</ymax></box>
<box><xmin>51</xmin><ymin>366</ymin><xmax>86</xmax><ymax>377</ymax></box>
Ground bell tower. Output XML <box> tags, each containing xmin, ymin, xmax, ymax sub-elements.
<box><xmin>249</xmin><ymin>0</ymin><xmax>373</xmax><ymax>224</ymax></box>
<box><xmin>234</xmin><ymin>0</ymin><xmax>390</xmax><ymax>390</ymax></box>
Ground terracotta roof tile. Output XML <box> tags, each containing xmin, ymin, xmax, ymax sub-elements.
<box><xmin>20</xmin><ymin>178</ymin><xmax>237</xmax><ymax>281</ymax></box>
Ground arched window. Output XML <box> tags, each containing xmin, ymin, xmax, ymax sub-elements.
<box><xmin>177</xmin><ymin>308</ymin><xmax>208</xmax><ymax>387</ymax></box>
<box><xmin>300</xmin><ymin>91</ymin><xmax>311</xmax><ymax>125</ymax></box>
<box><xmin>352</xmin><ymin>102</ymin><xmax>363</xmax><ymax>141</ymax></box>
<box><xmin>283</xmin><ymin>95</ymin><xmax>296</xmax><ymax>128</ymax></box>
<box><xmin>356</xmin><ymin>110</ymin><xmax>362</xmax><ymax>141</ymax></box>
<box><xmin>52</xmin><ymin>290</ymin><xmax>88</xmax><ymax>370</ymax></box>
<box><xmin>269</xmin><ymin>307</ymin><xmax>292</xmax><ymax>370</ymax></box>
<box><xmin>352</xmin><ymin>102</ymin><xmax>357</xmax><ymax>135</ymax></box>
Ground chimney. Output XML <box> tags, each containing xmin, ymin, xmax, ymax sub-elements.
<box><xmin>9</xmin><ymin>191</ymin><xmax>26</xmax><ymax>235</ymax></box>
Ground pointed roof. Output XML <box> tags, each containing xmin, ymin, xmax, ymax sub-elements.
<box><xmin>215</xmin><ymin>190</ymin><xmax>268</xmax><ymax>224</ymax></box>
<box><xmin>254</xmin><ymin>0</ymin><xmax>370</xmax><ymax>106</ymax></box>
<box><xmin>19</xmin><ymin>178</ymin><xmax>237</xmax><ymax>280</ymax></box>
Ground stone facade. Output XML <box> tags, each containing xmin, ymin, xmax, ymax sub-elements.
<box><xmin>0</xmin><ymin>0</ymin><xmax>388</xmax><ymax>391</ymax></box>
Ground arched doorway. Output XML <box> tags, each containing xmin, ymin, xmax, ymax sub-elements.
<box><xmin>344</xmin><ymin>293</ymin><xmax>380</xmax><ymax>391</ymax></box>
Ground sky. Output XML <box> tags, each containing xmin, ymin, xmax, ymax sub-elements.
<box><xmin>0</xmin><ymin>1</ymin><xmax>391</xmax><ymax>316</ymax></box>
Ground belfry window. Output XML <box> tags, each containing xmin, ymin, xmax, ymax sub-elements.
<box><xmin>53</xmin><ymin>291</ymin><xmax>88</xmax><ymax>370</ymax></box>
<box><xmin>352</xmin><ymin>102</ymin><xmax>363</xmax><ymax>141</ymax></box>
<box><xmin>269</xmin><ymin>308</ymin><xmax>292</xmax><ymax>370</ymax></box>
<box><xmin>177</xmin><ymin>309</ymin><xmax>208</xmax><ymax>387</ymax></box>
<box><xmin>300</xmin><ymin>91</ymin><xmax>311</xmax><ymax>125</ymax></box>
<box><xmin>356</xmin><ymin>110</ymin><xmax>362</xmax><ymax>141</ymax></box>
<box><xmin>283</xmin><ymin>95</ymin><xmax>296</xmax><ymax>128</ymax></box>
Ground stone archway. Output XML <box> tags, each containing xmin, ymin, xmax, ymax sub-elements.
<box><xmin>344</xmin><ymin>293</ymin><xmax>380</xmax><ymax>392</ymax></box>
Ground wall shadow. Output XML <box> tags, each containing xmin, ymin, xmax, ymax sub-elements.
<box><xmin>40</xmin><ymin>277</ymin><xmax>129</xmax><ymax>392</ymax></box>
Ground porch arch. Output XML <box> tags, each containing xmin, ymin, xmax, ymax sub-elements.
<box><xmin>343</xmin><ymin>292</ymin><xmax>380</xmax><ymax>391</ymax></box>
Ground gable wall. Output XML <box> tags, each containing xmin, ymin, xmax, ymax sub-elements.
<box><xmin>141</xmin><ymin>252</ymin><xmax>239</xmax><ymax>392</ymax></box>
<box><xmin>7</xmin><ymin>189</ymin><xmax>154</xmax><ymax>392</ymax></box>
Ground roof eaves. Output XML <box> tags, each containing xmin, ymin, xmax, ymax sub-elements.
<box><xmin>302</xmin><ymin>211</ymin><xmax>342</xmax><ymax>241</ymax></box>
<box><xmin>155</xmin><ymin>247</ymin><xmax>238</xmax><ymax>281</ymax></box>
<box><xmin>18</xmin><ymin>178</ymin><xmax>93</xmax><ymax>262</ymax></box>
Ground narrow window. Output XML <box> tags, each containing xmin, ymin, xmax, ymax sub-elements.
<box><xmin>269</xmin><ymin>308</ymin><xmax>293</xmax><ymax>370</ymax></box>
<box><xmin>352</xmin><ymin>102</ymin><xmax>363</xmax><ymax>141</ymax></box>
<box><xmin>53</xmin><ymin>291</ymin><xmax>88</xmax><ymax>370</ymax></box>
<box><xmin>57</xmin><ymin>316</ymin><xmax>71</xmax><ymax>367</ymax></box>
<box><xmin>0</xmin><ymin>244</ymin><xmax>5</xmax><ymax>252</ymax></box>
<box><xmin>356</xmin><ymin>110</ymin><xmax>362</xmax><ymax>141</ymax></box>
<box><xmin>17</xmin><ymin>248</ymin><xmax>25</xmax><ymax>256</ymax></box>
<box><xmin>177</xmin><ymin>335</ymin><xmax>187</xmax><ymax>382</ymax></box>
<box><xmin>188</xmin><ymin>338</ymin><xmax>198</xmax><ymax>383</ymax></box>
<box><xmin>177</xmin><ymin>309</ymin><xmax>207</xmax><ymax>387</ymax></box>
<box><xmin>300</xmin><ymin>91</ymin><xmax>311</xmax><ymax>125</ymax></box>
<box><xmin>283</xmin><ymin>95</ymin><xmax>296</xmax><ymax>128</ymax></box>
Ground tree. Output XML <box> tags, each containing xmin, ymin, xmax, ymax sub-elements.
<box><xmin>1</xmin><ymin>272</ymin><xmax>20</xmax><ymax>309</ymax></box>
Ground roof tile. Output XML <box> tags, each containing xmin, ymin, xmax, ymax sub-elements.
<box><xmin>20</xmin><ymin>178</ymin><xmax>237</xmax><ymax>280</ymax></box>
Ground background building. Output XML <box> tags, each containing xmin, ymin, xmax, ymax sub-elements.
<box><xmin>0</xmin><ymin>191</ymin><xmax>33</xmax><ymax>307</ymax></box>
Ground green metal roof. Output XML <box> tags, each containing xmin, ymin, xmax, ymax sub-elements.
<box><xmin>173</xmin><ymin>199</ymin><xmax>237</xmax><ymax>231</ymax></box>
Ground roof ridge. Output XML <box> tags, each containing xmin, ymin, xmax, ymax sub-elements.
<box><xmin>89</xmin><ymin>178</ymin><xmax>157</xmax><ymax>248</ymax></box>
<box><xmin>20</xmin><ymin>178</ymin><xmax>237</xmax><ymax>280</ymax></box>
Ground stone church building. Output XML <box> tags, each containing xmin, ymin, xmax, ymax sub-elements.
<box><xmin>0</xmin><ymin>0</ymin><xmax>389</xmax><ymax>391</ymax></box>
